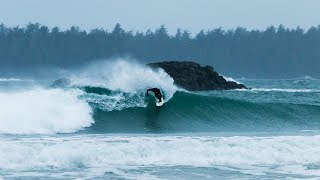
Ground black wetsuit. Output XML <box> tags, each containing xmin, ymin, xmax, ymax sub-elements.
<box><xmin>146</xmin><ymin>88</ymin><xmax>162</xmax><ymax>102</ymax></box>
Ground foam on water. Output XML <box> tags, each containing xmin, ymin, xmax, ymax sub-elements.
<box><xmin>222</xmin><ymin>75</ymin><xmax>242</xmax><ymax>84</ymax></box>
<box><xmin>70</xmin><ymin>60</ymin><xmax>178</xmax><ymax>111</ymax></box>
<box><xmin>1</xmin><ymin>135</ymin><xmax>320</xmax><ymax>178</ymax></box>
<box><xmin>236</xmin><ymin>88</ymin><xmax>320</xmax><ymax>93</ymax></box>
<box><xmin>0</xmin><ymin>88</ymin><xmax>93</xmax><ymax>134</ymax></box>
<box><xmin>0</xmin><ymin>78</ymin><xmax>25</xmax><ymax>82</ymax></box>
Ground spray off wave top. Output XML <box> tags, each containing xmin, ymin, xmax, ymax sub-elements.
<box><xmin>69</xmin><ymin>60</ymin><xmax>179</xmax><ymax>111</ymax></box>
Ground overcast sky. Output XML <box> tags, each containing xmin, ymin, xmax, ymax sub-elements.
<box><xmin>0</xmin><ymin>0</ymin><xmax>319</xmax><ymax>35</ymax></box>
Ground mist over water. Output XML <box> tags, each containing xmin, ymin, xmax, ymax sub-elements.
<box><xmin>1</xmin><ymin>60</ymin><xmax>320</xmax><ymax>179</ymax></box>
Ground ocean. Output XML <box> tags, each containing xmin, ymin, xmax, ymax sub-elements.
<box><xmin>0</xmin><ymin>61</ymin><xmax>320</xmax><ymax>179</ymax></box>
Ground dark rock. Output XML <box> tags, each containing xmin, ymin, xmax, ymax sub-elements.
<box><xmin>50</xmin><ymin>78</ymin><xmax>71</xmax><ymax>88</ymax></box>
<box><xmin>147</xmin><ymin>61</ymin><xmax>247</xmax><ymax>91</ymax></box>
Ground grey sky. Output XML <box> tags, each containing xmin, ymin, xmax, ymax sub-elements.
<box><xmin>0</xmin><ymin>0</ymin><xmax>319</xmax><ymax>35</ymax></box>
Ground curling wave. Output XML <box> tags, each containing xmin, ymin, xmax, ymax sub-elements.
<box><xmin>80</xmin><ymin>89</ymin><xmax>320</xmax><ymax>133</ymax></box>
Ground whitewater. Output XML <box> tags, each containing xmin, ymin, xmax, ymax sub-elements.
<box><xmin>1</xmin><ymin>61</ymin><xmax>320</xmax><ymax>179</ymax></box>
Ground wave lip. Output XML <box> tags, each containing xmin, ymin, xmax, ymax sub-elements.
<box><xmin>0</xmin><ymin>88</ymin><xmax>94</xmax><ymax>134</ymax></box>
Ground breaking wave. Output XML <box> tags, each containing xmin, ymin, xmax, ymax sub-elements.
<box><xmin>0</xmin><ymin>88</ymin><xmax>93</xmax><ymax>134</ymax></box>
<box><xmin>2</xmin><ymin>135</ymin><xmax>320</xmax><ymax>178</ymax></box>
<box><xmin>1</xmin><ymin>60</ymin><xmax>320</xmax><ymax>134</ymax></box>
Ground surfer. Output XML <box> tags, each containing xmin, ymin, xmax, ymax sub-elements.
<box><xmin>146</xmin><ymin>88</ymin><xmax>162</xmax><ymax>102</ymax></box>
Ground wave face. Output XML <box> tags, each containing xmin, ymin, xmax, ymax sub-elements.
<box><xmin>84</xmin><ymin>90</ymin><xmax>320</xmax><ymax>133</ymax></box>
<box><xmin>68</xmin><ymin>67</ymin><xmax>320</xmax><ymax>133</ymax></box>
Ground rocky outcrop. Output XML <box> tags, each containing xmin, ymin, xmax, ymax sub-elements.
<box><xmin>148</xmin><ymin>61</ymin><xmax>247</xmax><ymax>91</ymax></box>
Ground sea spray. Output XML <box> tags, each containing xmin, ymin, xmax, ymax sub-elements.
<box><xmin>69</xmin><ymin>60</ymin><xmax>178</xmax><ymax>111</ymax></box>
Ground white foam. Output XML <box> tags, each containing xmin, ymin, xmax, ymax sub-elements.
<box><xmin>251</xmin><ymin>88</ymin><xmax>320</xmax><ymax>93</ymax></box>
<box><xmin>72</xmin><ymin>60</ymin><xmax>177</xmax><ymax>98</ymax></box>
<box><xmin>303</xmin><ymin>75</ymin><xmax>314</xmax><ymax>80</ymax></box>
<box><xmin>0</xmin><ymin>88</ymin><xmax>93</xmax><ymax>134</ymax></box>
<box><xmin>221</xmin><ymin>75</ymin><xmax>241</xmax><ymax>84</ymax></box>
<box><xmin>83</xmin><ymin>91</ymin><xmax>148</xmax><ymax>111</ymax></box>
<box><xmin>69</xmin><ymin>60</ymin><xmax>178</xmax><ymax>110</ymax></box>
<box><xmin>0</xmin><ymin>78</ymin><xmax>25</xmax><ymax>82</ymax></box>
<box><xmin>235</xmin><ymin>88</ymin><xmax>320</xmax><ymax>93</ymax></box>
<box><xmin>2</xmin><ymin>135</ymin><xmax>320</xmax><ymax>178</ymax></box>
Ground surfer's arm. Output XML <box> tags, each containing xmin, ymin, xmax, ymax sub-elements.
<box><xmin>146</xmin><ymin>88</ymin><xmax>155</xmax><ymax>96</ymax></box>
<box><xmin>146</xmin><ymin>89</ymin><xmax>151</xmax><ymax>96</ymax></box>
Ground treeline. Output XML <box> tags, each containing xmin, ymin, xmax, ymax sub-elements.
<box><xmin>1</xmin><ymin>23</ymin><xmax>320</xmax><ymax>77</ymax></box>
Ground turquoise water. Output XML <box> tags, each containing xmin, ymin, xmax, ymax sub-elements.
<box><xmin>0</xmin><ymin>63</ymin><xmax>320</xmax><ymax>179</ymax></box>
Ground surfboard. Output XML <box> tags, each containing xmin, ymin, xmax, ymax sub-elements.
<box><xmin>156</xmin><ymin>97</ymin><xmax>164</xmax><ymax>106</ymax></box>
